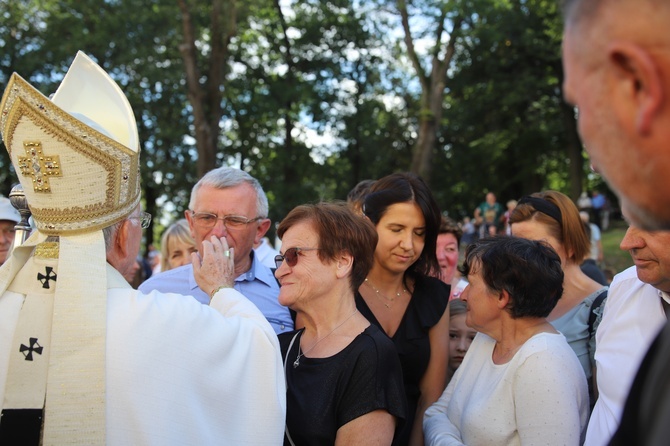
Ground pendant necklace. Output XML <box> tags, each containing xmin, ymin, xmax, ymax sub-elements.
<box><xmin>364</xmin><ymin>277</ymin><xmax>408</xmax><ymax>309</ymax></box>
<box><xmin>294</xmin><ymin>309</ymin><xmax>358</xmax><ymax>368</ymax></box>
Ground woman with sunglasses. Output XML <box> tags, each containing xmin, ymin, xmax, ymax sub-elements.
<box><xmin>275</xmin><ymin>202</ymin><xmax>406</xmax><ymax>446</ymax></box>
<box><xmin>357</xmin><ymin>172</ymin><xmax>451</xmax><ymax>446</ymax></box>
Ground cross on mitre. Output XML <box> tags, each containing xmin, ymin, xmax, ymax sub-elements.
<box><xmin>18</xmin><ymin>141</ymin><xmax>62</xmax><ymax>193</ymax></box>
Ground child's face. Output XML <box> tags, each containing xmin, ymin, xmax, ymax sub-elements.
<box><xmin>448</xmin><ymin>313</ymin><xmax>477</xmax><ymax>372</ymax></box>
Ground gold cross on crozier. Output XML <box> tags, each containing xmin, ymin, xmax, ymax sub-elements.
<box><xmin>18</xmin><ymin>141</ymin><xmax>63</xmax><ymax>193</ymax></box>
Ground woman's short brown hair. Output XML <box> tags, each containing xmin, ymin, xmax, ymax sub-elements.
<box><xmin>277</xmin><ymin>201</ymin><xmax>378</xmax><ymax>293</ymax></box>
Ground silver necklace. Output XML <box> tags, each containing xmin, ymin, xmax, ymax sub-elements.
<box><xmin>364</xmin><ymin>278</ymin><xmax>408</xmax><ymax>309</ymax></box>
<box><xmin>293</xmin><ymin>309</ymin><xmax>358</xmax><ymax>368</ymax></box>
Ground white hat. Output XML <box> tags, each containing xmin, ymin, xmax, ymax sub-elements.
<box><xmin>0</xmin><ymin>51</ymin><xmax>140</xmax><ymax>443</ymax></box>
<box><xmin>1</xmin><ymin>51</ymin><xmax>140</xmax><ymax>234</ymax></box>
<box><xmin>0</xmin><ymin>196</ymin><xmax>20</xmax><ymax>223</ymax></box>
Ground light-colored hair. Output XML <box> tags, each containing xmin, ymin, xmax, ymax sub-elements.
<box><xmin>509</xmin><ymin>190</ymin><xmax>590</xmax><ymax>264</ymax></box>
<box><xmin>159</xmin><ymin>219</ymin><xmax>196</xmax><ymax>271</ymax></box>
<box><xmin>561</xmin><ymin>0</ymin><xmax>606</xmax><ymax>24</ymax></box>
<box><xmin>188</xmin><ymin>167</ymin><xmax>269</xmax><ymax>218</ymax></box>
<box><xmin>449</xmin><ymin>299</ymin><xmax>467</xmax><ymax>318</ymax></box>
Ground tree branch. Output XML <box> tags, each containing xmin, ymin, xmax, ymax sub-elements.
<box><xmin>397</xmin><ymin>0</ymin><xmax>429</xmax><ymax>93</ymax></box>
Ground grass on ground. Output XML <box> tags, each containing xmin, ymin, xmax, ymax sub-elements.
<box><xmin>601</xmin><ymin>218</ymin><xmax>633</xmax><ymax>276</ymax></box>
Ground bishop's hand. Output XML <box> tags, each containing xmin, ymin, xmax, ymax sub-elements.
<box><xmin>192</xmin><ymin>235</ymin><xmax>235</xmax><ymax>300</ymax></box>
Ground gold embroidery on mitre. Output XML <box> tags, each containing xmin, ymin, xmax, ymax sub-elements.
<box><xmin>18</xmin><ymin>141</ymin><xmax>63</xmax><ymax>193</ymax></box>
<box><xmin>1</xmin><ymin>74</ymin><xmax>141</xmax><ymax>235</ymax></box>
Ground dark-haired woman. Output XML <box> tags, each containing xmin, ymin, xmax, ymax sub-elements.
<box><xmin>423</xmin><ymin>237</ymin><xmax>589</xmax><ymax>445</ymax></box>
<box><xmin>357</xmin><ymin>172</ymin><xmax>450</xmax><ymax>446</ymax></box>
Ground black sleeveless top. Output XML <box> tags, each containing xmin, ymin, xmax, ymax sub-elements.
<box><xmin>355</xmin><ymin>274</ymin><xmax>450</xmax><ymax>445</ymax></box>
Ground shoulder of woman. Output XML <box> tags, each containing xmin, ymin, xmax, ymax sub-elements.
<box><xmin>412</xmin><ymin>275</ymin><xmax>450</xmax><ymax>314</ymax></box>
<box><xmin>359</xmin><ymin>325</ymin><xmax>395</xmax><ymax>351</ymax></box>
<box><xmin>516</xmin><ymin>332</ymin><xmax>575</xmax><ymax>361</ymax></box>
<box><xmin>414</xmin><ymin>275</ymin><xmax>450</xmax><ymax>299</ymax></box>
<box><xmin>347</xmin><ymin>326</ymin><xmax>403</xmax><ymax>373</ymax></box>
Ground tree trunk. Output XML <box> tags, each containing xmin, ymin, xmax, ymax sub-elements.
<box><xmin>177</xmin><ymin>0</ymin><xmax>236</xmax><ymax>177</ymax></box>
<box><xmin>411</xmin><ymin>74</ymin><xmax>446</xmax><ymax>181</ymax></box>
<box><xmin>398</xmin><ymin>0</ymin><xmax>460</xmax><ymax>181</ymax></box>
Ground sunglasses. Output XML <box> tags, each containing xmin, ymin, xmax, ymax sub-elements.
<box><xmin>274</xmin><ymin>247</ymin><xmax>320</xmax><ymax>269</ymax></box>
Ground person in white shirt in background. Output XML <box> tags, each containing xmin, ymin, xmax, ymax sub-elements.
<box><xmin>585</xmin><ymin>221</ymin><xmax>670</xmax><ymax>445</ymax></box>
<box><xmin>580</xmin><ymin>211</ymin><xmax>603</xmax><ymax>262</ymax></box>
<box><xmin>254</xmin><ymin>236</ymin><xmax>280</xmax><ymax>269</ymax></box>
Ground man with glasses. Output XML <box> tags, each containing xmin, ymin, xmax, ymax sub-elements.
<box><xmin>140</xmin><ymin>167</ymin><xmax>294</xmax><ymax>334</ymax></box>
<box><xmin>0</xmin><ymin>52</ymin><xmax>284</xmax><ymax>444</ymax></box>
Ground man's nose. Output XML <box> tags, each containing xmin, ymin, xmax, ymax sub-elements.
<box><xmin>209</xmin><ymin>220</ymin><xmax>229</xmax><ymax>237</ymax></box>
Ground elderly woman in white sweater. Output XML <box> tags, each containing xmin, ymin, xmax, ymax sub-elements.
<box><xmin>423</xmin><ymin>236</ymin><xmax>589</xmax><ymax>445</ymax></box>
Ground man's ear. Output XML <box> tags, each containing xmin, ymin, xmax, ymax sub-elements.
<box><xmin>608</xmin><ymin>42</ymin><xmax>663</xmax><ymax>135</ymax></box>
<box><xmin>115</xmin><ymin>220</ymin><xmax>131</xmax><ymax>259</ymax></box>
<box><xmin>184</xmin><ymin>209</ymin><xmax>197</xmax><ymax>238</ymax></box>
<box><xmin>255</xmin><ymin>218</ymin><xmax>272</xmax><ymax>244</ymax></box>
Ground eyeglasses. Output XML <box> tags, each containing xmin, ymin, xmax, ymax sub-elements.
<box><xmin>129</xmin><ymin>211</ymin><xmax>152</xmax><ymax>229</ymax></box>
<box><xmin>189</xmin><ymin>211</ymin><xmax>261</xmax><ymax>230</ymax></box>
<box><xmin>274</xmin><ymin>247</ymin><xmax>320</xmax><ymax>269</ymax></box>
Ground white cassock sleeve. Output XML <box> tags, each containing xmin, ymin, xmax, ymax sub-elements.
<box><xmin>106</xmin><ymin>283</ymin><xmax>285</xmax><ymax>445</ymax></box>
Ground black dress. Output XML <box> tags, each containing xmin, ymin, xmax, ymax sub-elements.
<box><xmin>279</xmin><ymin>324</ymin><xmax>406</xmax><ymax>446</ymax></box>
<box><xmin>355</xmin><ymin>275</ymin><xmax>450</xmax><ymax>446</ymax></box>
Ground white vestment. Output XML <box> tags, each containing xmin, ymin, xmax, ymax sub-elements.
<box><xmin>0</xmin><ymin>263</ymin><xmax>286</xmax><ymax>445</ymax></box>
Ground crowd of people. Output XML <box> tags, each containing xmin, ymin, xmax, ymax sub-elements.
<box><xmin>2</xmin><ymin>0</ymin><xmax>670</xmax><ymax>443</ymax></box>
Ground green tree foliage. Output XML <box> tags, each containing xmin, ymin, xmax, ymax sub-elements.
<box><xmin>0</xmin><ymin>0</ymin><xmax>596</xmax><ymax>249</ymax></box>
<box><xmin>431</xmin><ymin>0</ymin><xmax>588</xmax><ymax>216</ymax></box>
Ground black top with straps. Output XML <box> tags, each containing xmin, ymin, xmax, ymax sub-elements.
<box><xmin>355</xmin><ymin>274</ymin><xmax>450</xmax><ymax>446</ymax></box>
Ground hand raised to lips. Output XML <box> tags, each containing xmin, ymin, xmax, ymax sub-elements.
<box><xmin>192</xmin><ymin>235</ymin><xmax>235</xmax><ymax>298</ymax></box>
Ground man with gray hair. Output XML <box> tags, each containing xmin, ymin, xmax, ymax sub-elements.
<box><xmin>0</xmin><ymin>52</ymin><xmax>284</xmax><ymax>444</ymax></box>
<box><xmin>140</xmin><ymin>166</ymin><xmax>293</xmax><ymax>334</ymax></box>
<box><xmin>561</xmin><ymin>0</ymin><xmax>670</xmax><ymax>443</ymax></box>
<box><xmin>561</xmin><ymin>0</ymin><xmax>670</xmax><ymax>231</ymax></box>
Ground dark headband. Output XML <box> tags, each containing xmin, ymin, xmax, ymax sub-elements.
<box><xmin>517</xmin><ymin>196</ymin><xmax>562</xmax><ymax>224</ymax></box>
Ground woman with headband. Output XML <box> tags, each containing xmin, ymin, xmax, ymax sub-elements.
<box><xmin>509</xmin><ymin>191</ymin><xmax>608</xmax><ymax>409</ymax></box>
